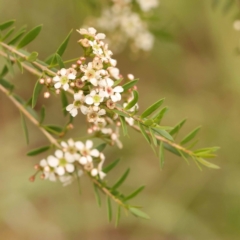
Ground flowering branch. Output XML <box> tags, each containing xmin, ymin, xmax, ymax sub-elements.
<box><xmin>0</xmin><ymin>20</ymin><xmax>219</xmax><ymax>223</ymax></box>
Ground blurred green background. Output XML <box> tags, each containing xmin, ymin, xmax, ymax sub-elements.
<box><xmin>1</xmin><ymin>0</ymin><xmax>240</xmax><ymax>239</ymax></box>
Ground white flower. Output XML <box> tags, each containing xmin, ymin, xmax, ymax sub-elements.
<box><xmin>86</xmin><ymin>107</ymin><xmax>106</xmax><ymax>123</ymax></box>
<box><xmin>77</xmin><ymin>27</ymin><xmax>97</xmax><ymax>37</ymax></box>
<box><xmin>53</xmin><ymin>150</ymin><xmax>76</xmax><ymax>175</ymax></box>
<box><xmin>134</xmin><ymin>31</ymin><xmax>154</xmax><ymax>51</ymax></box>
<box><xmin>77</xmin><ymin>27</ymin><xmax>106</xmax><ymax>40</ymax></box>
<box><xmin>89</xmin><ymin>40</ymin><xmax>103</xmax><ymax>55</ymax></box>
<box><xmin>136</xmin><ymin>0</ymin><xmax>159</xmax><ymax>12</ymax></box>
<box><xmin>60</xmin><ymin>138</ymin><xmax>80</xmax><ymax>160</ymax></box>
<box><xmin>81</xmin><ymin>62</ymin><xmax>101</xmax><ymax>86</ymax></box>
<box><xmin>104</xmin><ymin>80</ymin><xmax>123</xmax><ymax>102</ymax></box>
<box><xmin>75</xmin><ymin>140</ymin><xmax>100</xmax><ymax>165</ymax></box>
<box><xmin>53</xmin><ymin>68</ymin><xmax>76</xmax><ymax>91</ymax></box>
<box><xmin>66</xmin><ymin>91</ymin><xmax>85</xmax><ymax>117</ymax></box>
<box><xmin>85</xmin><ymin>90</ymin><xmax>105</xmax><ymax>106</ymax></box>
<box><xmin>39</xmin><ymin>158</ymin><xmax>57</xmax><ymax>182</ymax></box>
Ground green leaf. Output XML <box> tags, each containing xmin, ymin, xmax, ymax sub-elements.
<box><xmin>0</xmin><ymin>20</ymin><xmax>15</xmax><ymax>31</ymax></box>
<box><xmin>39</xmin><ymin>106</ymin><xmax>45</xmax><ymax>124</ymax></box>
<box><xmin>119</xmin><ymin>116</ymin><xmax>128</xmax><ymax>136</ymax></box>
<box><xmin>180</xmin><ymin>126</ymin><xmax>201</xmax><ymax>145</ymax></box>
<box><xmin>27</xmin><ymin>52</ymin><xmax>38</xmax><ymax>62</ymax></box>
<box><xmin>112</xmin><ymin>168</ymin><xmax>130</xmax><ymax>190</ymax></box>
<box><xmin>8</xmin><ymin>25</ymin><xmax>26</xmax><ymax>45</ymax></box>
<box><xmin>17</xmin><ymin>25</ymin><xmax>42</xmax><ymax>49</ymax></box>
<box><xmin>32</xmin><ymin>80</ymin><xmax>43</xmax><ymax>108</ymax></box>
<box><xmin>153</xmin><ymin>107</ymin><xmax>168</xmax><ymax>124</ymax></box>
<box><xmin>56</xmin><ymin>29</ymin><xmax>72</xmax><ymax>56</ymax></box>
<box><xmin>150</xmin><ymin>128</ymin><xmax>157</xmax><ymax>146</ymax></box>
<box><xmin>138</xmin><ymin>123</ymin><xmax>151</xmax><ymax>144</ymax></box>
<box><xmin>60</xmin><ymin>90</ymin><xmax>68</xmax><ymax>116</ymax></box>
<box><xmin>27</xmin><ymin>146</ymin><xmax>50</xmax><ymax>156</ymax></box>
<box><xmin>95</xmin><ymin>143</ymin><xmax>107</xmax><ymax>152</ymax></box>
<box><xmin>169</xmin><ymin>119</ymin><xmax>187</xmax><ymax>136</ymax></box>
<box><xmin>159</xmin><ymin>141</ymin><xmax>164</xmax><ymax>168</ymax></box>
<box><xmin>0</xmin><ymin>65</ymin><xmax>8</xmax><ymax>78</ymax></box>
<box><xmin>196</xmin><ymin>158</ymin><xmax>220</xmax><ymax>169</ymax></box>
<box><xmin>20</xmin><ymin>112</ymin><xmax>29</xmax><ymax>144</ymax></box>
<box><xmin>1</xmin><ymin>27</ymin><xmax>15</xmax><ymax>41</ymax></box>
<box><xmin>107</xmin><ymin>197</ymin><xmax>112</xmax><ymax>222</ymax></box>
<box><xmin>129</xmin><ymin>208</ymin><xmax>150</xmax><ymax>220</ymax></box>
<box><xmin>124</xmin><ymin>186</ymin><xmax>145</xmax><ymax>201</ymax></box>
<box><xmin>93</xmin><ymin>184</ymin><xmax>101</xmax><ymax>207</ymax></box>
<box><xmin>152</xmin><ymin>128</ymin><xmax>173</xmax><ymax>141</ymax></box>
<box><xmin>16</xmin><ymin>59</ymin><xmax>23</xmax><ymax>73</ymax></box>
<box><xmin>44</xmin><ymin>125</ymin><xmax>63</xmax><ymax>135</ymax></box>
<box><xmin>0</xmin><ymin>78</ymin><xmax>14</xmax><ymax>92</ymax></box>
<box><xmin>55</xmin><ymin>53</ymin><xmax>65</xmax><ymax>68</ymax></box>
<box><xmin>3</xmin><ymin>53</ymin><xmax>14</xmax><ymax>76</ymax></box>
<box><xmin>115</xmin><ymin>205</ymin><xmax>121</xmax><ymax>227</ymax></box>
<box><xmin>194</xmin><ymin>147</ymin><xmax>220</xmax><ymax>154</ymax></box>
<box><xmin>122</xmin><ymin>79</ymin><xmax>139</xmax><ymax>92</ymax></box>
<box><xmin>163</xmin><ymin>142</ymin><xmax>181</xmax><ymax>156</ymax></box>
<box><xmin>113</xmin><ymin>78</ymin><xmax>123</xmax><ymax>87</ymax></box>
<box><xmin>141</xmin><ymin>98</ymin><xmax>164</xmax><ymax>119</ymax></box>
<box><xmin>177</xmin><ymin>149</ymin><xmax>190</xmax><ymax>164</ymax></box>
<box><xmin>103</xmin><ymin>158</ymin><xmax>120</xmax><ymax>173</ymax></box>
<box><xmin>112</xmin><ymin>109</ymin><xmax>129</xmax><ymax>118</ymax></box>
<box><xmin>125</xmin><ymin>90</ymin><xmax>138</xmax><ymax>110</ymax></box>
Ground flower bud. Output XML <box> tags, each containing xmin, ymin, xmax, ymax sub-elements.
<box><xmin>39</xmin><ymin>78</ymin><xmax>45</xmax><ymax>84</ymax></box>
<box><xmin>29</xmin><ymin>176</ymin><xmax>35</xmax><ymax>182</ymax></box>
<box><xmin>44</xmin><ymin>92</ymin><xmax>50</xmax><ymax>98</ymax></box>
<box><xmin>127</xmin><ymin>74</ymin><xmax>134</xmax><ymax>80</ymax></box>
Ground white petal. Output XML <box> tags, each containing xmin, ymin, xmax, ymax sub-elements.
<box><xmin>63</xmin><ymin>83</ymin><xmax>69</xmax><ymax>91</ymax></box>
<box><xmin>86</xmin><ymin>140</ymin><xmax>93</xmax><ymax>149</ymax></box>
<box><xmin>106</xmin><ymin>78</ymin><xmax>114</xmax><ymax>86</ymax></box>
<box><xmin>91</xmin><ymin>168</ymin><xmax>98</xmax><ymax>177</ymax></box>
<box><xmin>114</xmin><ymin>86</ymin><xmax>123</xmax><ymax>93</ymax></box>
<box><xmin>66</xmin><ymin>104</ymin><xmax>74</xmax><ymax>111</ymax></box>
<box><xmin>90</xmin><ymin>149</ymin><xmax>100</xmax><ymax>157</ymax></box>
<box><xmin>75</xmin><ymin>141</ymin><xmax>84</xmax><ymax>150</ymax></box>
<box><xmin>65</xmin><ymin>152</ymin><xmax>75</xmax><ymax>163</ymax></box>
<box><xmin>74</xmin><ymin>153</ymin><xmax>80</xmax><ymax>160</ymax></box>
<box><xmin>66</xmin><ymin>164</ymin><xmax>75</xmax><ymax>173</ymax></box>
<box><xmin>79</xmin><ymin>156</ymin><xmax>87</xmax><ymax>165</ymax></box>
<box><xmin>53</xmin><ymin>76</ymin><xmax>60</xmax><ymax>82</ymax></box>
<box><xmin>40</xmin><ymin>159</ymin><xmax>47</xmax><ymax>167</ymax></box>
<box><xmin>47</xmin><ymin>156</ymin><xmax>59</xmax><ymax>167</ymax></box>
<box><xmin>68</xmin><ymin>73</ymin><xmax>76</xmax><ymax>80</ymax></box>
<box><xmin>54</xmin><ymin>82</ymin><xmax>62</xmax><ymax>89</ymax></box>
<box><xmin>88</xmin><ymin>27</ymin><xmax>97</xmax><ymax>35</ymax></box>
<box><xmin>85</xmin><ymin>96</ymin><xmax>94</xmax><ymax>105</ymax></box>
<box><xmin>74</xmin><ymin>93</ymin><xmax>82</xmax><ymax>101</ymax></box>
<box><xmin>96</xmin><ymin>33</ymin><xmax>106</xmax><ymax>40</ymax></box>
<box><xmin>80</xmin><ymin>105</ymin><xmax>89</xmax><ymax>115</ymax></box>
<box><xmin>68</xmin><ymin>139</ymin><xmax>75</xmax><ymax>147</ymax></box>
<box><xmin>90</xmin><ymin>78</ymin><xmax>98</xmax><ymax>86</ymax></box>
<box><xmin>79</xmin><ymin>28</ymin><xmax>88</xmax><ymax>35</ymax></box>
<box><xmin>60</xmin><ymin>68</ymin><xmax>67</xmax><ymax>76</ymax></box>
<box><xmin>49</xmin><ymin>173</ymin><xmax>57</xmax><ymax>181</ymax></box>
<box><xmin>99</xmin><ymin>171</ymin><xmax>106</xmax><ymax>179</ymax></box>
<box><xmin>98</xmin><ymin>109</ymin><xmax>106</xmax><ymax>115</ymax></box>
<box><xmin>115</xmin><ymin>92</ymin><xmax>121</xmax><ymax>101</ymax></box>
<box><xmin>55</xmin><ymin>150</ymin><xmax>63</xmax><ymax>159</ymax></box>
<box><xmin>111</xmin><ymin>95</ymin><xmax>118</xmax><ymax>102</ymax></box>
<box><xmin>61</xmin><ymin>141</ymin><xmax>68</xmax><ymax>148</ymax></box>
<box><xmin>87</xmin><ymin>156</ymin><xmax>93</xmax><ymax>162</ymax></box>
<box><xmin>56</xmin><ymin>166</ymin><xmax>65</xmax><ymax>175</ymax></box>
<box><xmin>70</xmin><ymin>108</ymin><xmax>78</xmax><ymax>117</ymax></box>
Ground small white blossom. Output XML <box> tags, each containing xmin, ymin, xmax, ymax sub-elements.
<box><xmin>89</xmin><ymin>40</ymin><xmax>104</xmax><ymax>55</ymax></box>
<box><xmin>53</xmin><ymin>68</ymin><xmax>76</xmax><ymax>91</ymax></box>
<box><xmin>75</xmin><ymin>140</ymin><xmax>100</xmax><ymax>165</ymax></box>
<box><xmin>81</xmin><ymin>62</ymin><xmax>101</xmax><ymax>86</ymax></box>
<box><xmin>66</xmin><ymin>91</ymin><xmax>85</xmax><ymax>117</ymax></box>
<box><xmin>85</xmin><ymin>90</ymin><xmax>105</xmax><ymax>106</ymax></box>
